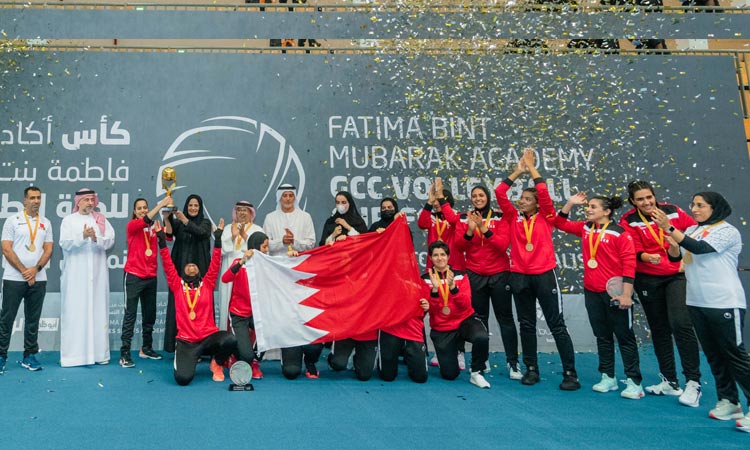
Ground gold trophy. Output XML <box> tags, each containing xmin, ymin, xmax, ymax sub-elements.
<box><xmin>161</xmin><ymin>167</ymin><xmax>177</xmax><ymax>210</ymax></box>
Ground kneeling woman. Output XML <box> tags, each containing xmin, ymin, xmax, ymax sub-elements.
<box><xmin>379</xmin><ymin>298</ymin><xmax>429</xmax><ymax>384</ymax></box>
<box><xmin>424</xmin><ymin>241</ymin><xmax>490</xmax><ymax>389</ymax></box>
<box><xmin>555</xmin><ymin>193</ymin><xmax>644</xmax><ymax>399</ymax></box>
<box><xmin>221</xmin><ymin>232</ymin><xmax>269</xmax><ymax>380</ymax></box>
<box><xmin>155</xmin><ymin>221</ymin><xmax>237</xmax><ymax>386</ymax></box>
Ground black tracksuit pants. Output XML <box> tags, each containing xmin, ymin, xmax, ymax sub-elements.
<box><xmin>635</xmin><ymin>272</ymin><xmax>701</xmax><ymax>383</ymax></box>
<box><xmin>430</xmin><ymin>314</ymin><xmax>489</xmax><ymax>380</ymax></box>
<box><xmin>120</xmin><ymin>273</ymin><xmax>157</xmax><ymax>354</ymax></box>
<box><xmin>378</xmin><ymin>330</ymin><xmax>428</xmax><ymax>383</ymax></box>
<box><xmin>328</xmin><ymin>338</ymin><xmax>378</xmax><ymax>381</ymax></box>
<box><xmin>467</xmin><ymin>270</ymin><xmax>518</xmax><ymax>365</ymax></box>
<box><xmin>174</xmin><ymin>331</ymin><xmax>237</xmax><ymax>386</ymax></box>
<box><xmin>0</xmin><ymin>280</ymin><xmax>46</xmax><ymax>358</ymax></box>
<box><xmin>585</xmin><ymin>289</ymin><xmax>642</xmax><ymax>383</ymax></box>
<box><xmin>281</xmin><ymin>344</ymin><xmax>324</xmax><ymax>380</ymax></box>
<box><xmin>689</xmin><ymin>306</ymin><xmax>750</xmax><ymax>404</ymax></box>
<box><xmin>511</xmin><ymin>270</ymin><xmax>576</xmax><ymax>372</ymax></box>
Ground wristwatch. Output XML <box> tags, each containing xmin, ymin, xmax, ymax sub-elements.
<box><xmin>37</xmin><ymin>265</ymin><xmax>43</xmax><ymax>272</ymax></box>
<box><xmin>667</xmin><ymin>226</ymin><xmax>676</xmax><ymax>234</ymax></box>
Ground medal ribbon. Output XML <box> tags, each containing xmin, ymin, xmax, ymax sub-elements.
<box><xmin>437</xmin><ymin>271</ymin><xmax>450</xmax><ymax>309</ymax></box>
<box><xmin>588</xmin><ymin>222</ymin><xmax>610</xmax><ymax>263</ymax></box>
<box><xmin>143</xmin><ymin>227</ymin><xmax>152</xmax><ymax>255</ymax></box>
<box><xmin>182</xmin><ymin>281</ymin><xmax>201</xmax><ymax>319</ymax></box>
<box><xmin>522</xmin><ymin>213</ymin><xmax>537</xmax><ymax>248</ymax></box>
<box><xmin>683</xmin><ymin>221</ymin><xmax>724</xmax><ymax>263</ymax></box>
<box><xmin>23</xmin><ymin>210</ymin><xmax>39</xmax><ymax>249</ymax></box>
<box><xmin>235</xmin><ymin>223</ymin><xmax>250</xmax><ymax>250</ymax></box>
<box><xmin>435</xmin><ymin>217</ymin><xmax>448</xmax><ymax>241</ymax></box>
<box><xmin>637</xmin><ymin>210</ymin><xmax>664</xmax><ymax>250</ymax></box>
<box><xmin>480</xmin><ymin>209</ymin><xmax>492</xmax><ymax>246</ymax></box>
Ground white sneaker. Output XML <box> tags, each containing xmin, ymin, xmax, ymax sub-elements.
<box><xmin>709</xmin><ymin>399</ymin><xmax>744</xmax><ymax>421</ymax></box>
<box><xmin>736</xmin><ymin>411</ymin><xmax>750</xmax><ymax>433</ymax></box>
<box><xmin>645</xmin><ymin>373</ymin><xmax>683</xmax><ymax>396</ymax></box>
<box><xmin>620</xmin><ymin>378</ymin><xmax>644</xmax><ymax>400</ymax></box>
<box><xmin>483</xmin><ymin>360</ymin><xmax>491</xmax><ymax>374</ymax></box>
<box><xmin>678</xmin><ymin>380</ymin><xmax>702</xmax><ymax>408</ymax></box>
<box><xmin>457</xmin><ymin>352</ymin><xmax>466</xmax><ymax>371</ymax></box>
<box><xmin>507</xmin><ymin>362</ymin><xmax>523</xmax><ymax>381</ymax></box>
<box><xmin>470</xmin><ymin>371</ymin><xmax>491</xmax><ymax>389</ymax></box>
<box><xmin>429</xmin><ymin>354</ymin><xmax>439</xmax><ymax>367</ymax></box>
<box><xmin>592</xmin><ymin>373</ymin><xmax>618</xmax><ymax>393</ymax></box>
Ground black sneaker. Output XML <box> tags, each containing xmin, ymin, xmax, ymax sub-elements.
<box><xmin>559</xmin><ymin>370</ymin><xmax>581</xmax><ymax>391</ymax></box>
<box><xmin>119</xmin><ymin>353</ymin><xmax>135</xmax><ymax>368</ymax></box>
<box><xmin>521</xmin><ymin>366</ymin><xmax>540</xmax><ymax>385</ymax></box>
<box><xmin>139</xmin><ymin>347</ymin><xmax>163</xmax><ymax>360</ymax></box>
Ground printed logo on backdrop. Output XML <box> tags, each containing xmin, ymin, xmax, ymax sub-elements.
<box><xmin>155</xmin><ymin>116</ymin><xmax>308</xmax><ymax>220</ymax></box>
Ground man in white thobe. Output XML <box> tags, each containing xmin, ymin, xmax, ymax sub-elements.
<box><xmin>262</xmin><ymin>184</ymin><xmax>315</xmax><ymax>257</ymax></box>
<box><xmin>219</xmin><ymin>200</ymin><xmax>262</xmax><ymax>330</ymax></box>
<box><xmin>59</xmin><ymin>189</ymin><xmax>115</xmax><ymax>367</ymax></box>
<box><xmin>260</xmin><ymin>184</ymin><xmax>316</xmax><ymax>366</ymax></box>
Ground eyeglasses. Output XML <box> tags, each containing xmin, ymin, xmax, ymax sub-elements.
<box><xmin>689</xmin><ymin>202</ymin><xmax>710</xmax><ymax>209</ymax></box>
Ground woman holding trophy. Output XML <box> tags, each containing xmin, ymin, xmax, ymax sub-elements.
<box><xmin>160</xmin><ymin>168</ymin><xmax>214</xmax><ymax>353</ymax></box>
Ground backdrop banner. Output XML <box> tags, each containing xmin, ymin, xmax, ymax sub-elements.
<box><xmin>1</xmin><ymin>51</ymin><xmax>748</xmax><ymax>351</ymax></box>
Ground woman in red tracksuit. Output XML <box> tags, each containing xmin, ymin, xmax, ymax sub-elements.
<box><xmin>555</xmin><ymin>192</ymin><xmax>644</xmax><ymax>400</ymax></box>
<box><xmin>119</xmin><ymin>196</ymin><xmax>171</xmax><ymax>369</ymax></box>
<box><xmin>495</xmin><ymin>149</ymin><xmax>579</xmax><ymax>390</ymax></box>
<box><xmin>417</xmin><ymin>178</ymin><xmax>465</xmax><ymax>271</ymax></box>
<box><xmin>221</xmin><ymin>231</ymin><xmax>269</xmax><ymax>380</ymax></box>
<box><xmin>154</xmin><ymin>220</ymin><xmax>238</xmax><ymax>386</ymax></box>
<box><xmin>445</xmin><ymin>185</ymin><xmax>519</xmax><ymax>374</ymax></box>
<box><xmin>619</xmin><ymin>180</ymin><xmax>702</xmax><ymax>405</ymax></box>
<box><xmin>423</xmin><ymin>241</ymin><xmax>490</xmax><ymax>388</ymax></box>
<box><xmin>417</xmin><ymin>178</ymin><xmax>467</xmax><ymax>369</ymax></box>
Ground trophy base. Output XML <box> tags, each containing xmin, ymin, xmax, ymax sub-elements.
<box><xmin>228</xmin><ymin>383</ymin><xmax>255</xmax><ymax>392</ymax></box>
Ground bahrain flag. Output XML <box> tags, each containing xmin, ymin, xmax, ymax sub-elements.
<box><xmin>246</xmin><ymin>216</ymin><xmax>424</xmax><ymax>352</ymax></box>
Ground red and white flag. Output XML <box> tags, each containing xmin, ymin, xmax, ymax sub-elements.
<box><xmin>246</xmin><ymin>216</ymin><xmax>423</xmax><ymax>352</ymax></box>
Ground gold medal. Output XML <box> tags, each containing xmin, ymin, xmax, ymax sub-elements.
<box><xmin>683</xmin><ymin>252</ymin><xmax>693</xmax><ymax>265</ymax></box>
<box><xmin>587</xmin><ymin>222</ymin><xmax>609</xmax><ymax>271</ymax></box>
<box><xmin>183</xmin><ymin>281</ymin><xmax>201</xmax><ymax>322</ymax></box>
<box><xmin>143</xmin><ymin>229</ymin><xmax>153</xmax><ymax>258</ymax></box>
<box><xmin>522</xmin><ymin>213</ymin><xmax>537</xmax><ymax>254</ymax></box>
<box><xmin>23</xmin><ymin>210</ymin><xmax>40</xmax><ymax>254</ymax></box>
<box><xmin>436</xmin><ymin>269</ymin><xmax>451</xmax><ymax>317</ymax></box>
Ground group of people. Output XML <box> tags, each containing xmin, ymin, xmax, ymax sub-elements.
<box><xmin>1</xmin><ymin>148</ymin><xmax>748</xmax><ymax>432</ymax></box>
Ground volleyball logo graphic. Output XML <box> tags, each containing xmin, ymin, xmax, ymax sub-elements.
<box><xmin>155</xmin><ymin>116</ymin><xmax>307</xmax><ymax>220</ymax></box>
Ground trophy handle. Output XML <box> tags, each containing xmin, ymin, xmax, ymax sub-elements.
<box><xmin>163</xmin><ymin>181</ymin><xmax>176</xmax><ymax>210</ymax></box>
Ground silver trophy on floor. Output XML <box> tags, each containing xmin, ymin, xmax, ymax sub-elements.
<box><xmin>228</xmin><ymin>361</ymin><xmax>254</xmax><ymax>391</ymax></box>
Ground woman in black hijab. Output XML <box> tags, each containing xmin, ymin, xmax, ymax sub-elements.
<box><xmin>653</xmin><ymin>192</ymin><xmax>750</xmax><ymax>427</ymax></box>
<box><xmin>368</xmin><ymin>197</ymin><xmax>399</xmax><ymax>232</ymax></box>
<box><xmin>163</xmin><ymin>194</ymin><xmax>213</xmax><ymax>353</ymax></box>
<box><xmin>319</xmin><ymin>191</ymin><xmax>367</xmax><ymax>246</ymax></box>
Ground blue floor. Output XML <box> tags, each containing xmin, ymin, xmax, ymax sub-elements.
<box><xmin>2</xmin><ymin>349</ymin><xmax>748</xmax><ymax>449</ymax></box>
